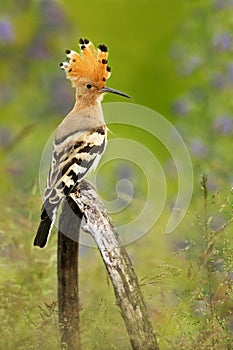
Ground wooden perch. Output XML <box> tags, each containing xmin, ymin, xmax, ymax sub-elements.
<box><xmin>68</xmin><ymin>180</ymin><xmax>159</xmax><ymax>350</ymax></box>
<box><xmin>58</xmin><ymin>198</ymin><xmax>82</xmax><ymax>349</ymax></box>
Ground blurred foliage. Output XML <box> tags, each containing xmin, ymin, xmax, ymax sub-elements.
<box><xmin>0</xmin><ymin>0</ymin><xmax>233</xmax><ymax>349</ymax></box>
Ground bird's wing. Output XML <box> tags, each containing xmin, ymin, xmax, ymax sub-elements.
<box><xmin>44</xmin><ymin>124</ymin><xmax>107</xmax><ymax>205</ymax></box>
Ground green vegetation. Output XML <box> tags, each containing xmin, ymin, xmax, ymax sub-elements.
<box><xmin>0</xmin><ymin>1</ymin><xmax>232</xmax><ymax>349</ymax></box>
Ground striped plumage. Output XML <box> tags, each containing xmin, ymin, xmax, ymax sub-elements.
<box><xmin>34</xmin><ymin>38</ymin><xmax>130</xmax><ymax>248</ymax></box>
<box><xmin>34</xmin><ymin>121</ymin><xmax>107</xmax><ymax>248</ymax></box>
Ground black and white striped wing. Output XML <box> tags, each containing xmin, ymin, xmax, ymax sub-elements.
<box><xmin>44</xmin><ymin>125</ymin><xmax>107</xmax><ymax>206</ymax></box>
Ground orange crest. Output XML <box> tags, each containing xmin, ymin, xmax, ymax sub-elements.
<box><xmin>60</xmin><ymin>38</ymin><xmax>111</xmax><ymax>89</ymax></box>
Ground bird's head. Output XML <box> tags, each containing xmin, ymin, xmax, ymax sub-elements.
<box><xmin>60</xmin><ymin>39</ymin><xmax>130</xmax><ymax>106</ymax></box>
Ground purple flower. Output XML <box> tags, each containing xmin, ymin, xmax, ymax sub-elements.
<box><xmin>190</xmin><ymin>139</ymin><xmax>208</xmax><ymax>158</ymax></box>
<box><xmin>0</xmin><ymin>18</ymin><xmax>14</xmax><ymax>43</ymax></box>
<box><xmin>211</xmin><ymin>73</ymin><xmax>226</xmax><ymax>89</ymax></box>
<box><xmin>51</xmin><ymin>80</ymin><xmax>73</xmax><ymax>114</ymax></box>
<box><xmin>212</xmin><ymin>33</ymin><xmax>231</xmax><ymax>52</ymax></box>
<box><xmin>40</xmin><ymin>1</ymin><xmax>65</xmax><ymax>28</ymax></box>
<box><xmin>116</xmin><ymin>165</ymin><xmax>134</xmax><ymax>180</ymax></box>
<box><xmin>27</xmin><ymin>36</ymin><xmax>50</xmax><ymax>59</ymax></box>
<box><xmin>214</xmin><ymin>0</ymin><xmax>233</xmax><ymax>10</ymax></box>
<box><xmin>179</xmin><ymin>55</ymin><xmax>202</xmax><ymax>76</ymax></box>
<box><xmin>172</xmin><ymin>97</ymin><xmax>190</xmax><ymax>116</ymax></box>
<box><xmin>213</xmin><ymin>115</ymin><xmax>233</xmax><ymax>134</ymax></box>
<box><xmin>171</xmin><ymin>238</ymin><xmax>190</xmax><ymax>252</ymax></box>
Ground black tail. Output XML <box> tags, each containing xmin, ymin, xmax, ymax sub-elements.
<box><xmin>34</xmin><ymin>202</ymin><xmax>57</xmax><ymax>248</ymax></box>
<box><xmin>33</xmin><ymin>216</ymin><xmax>52</xmax><ymax>248</ymax></box>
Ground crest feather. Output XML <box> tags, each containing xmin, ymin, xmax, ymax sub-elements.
<box><xmin>60</xmin><ymin>38</ymin><xmax>111</xmax><ymax>88</ymax></box>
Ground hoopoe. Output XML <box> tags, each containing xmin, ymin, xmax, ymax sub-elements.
<box><xmin>34</xmin><ymin>38</ymin><xmax>130</xmax><ymax>248</ymax></box>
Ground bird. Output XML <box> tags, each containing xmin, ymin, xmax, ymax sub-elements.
<box><xmin>33</xmin><ymin>38</ymin><xmax>130</xmax><ymax>248</ymax></box>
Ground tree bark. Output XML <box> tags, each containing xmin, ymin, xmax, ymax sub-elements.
<box><xmin>57</xmin><ymin>197</ymin><xmax>82</xmax><ymax>349</ymax></box>
<box><xmin>70</xmin><ymin>180</ymin><xmax>159</xmax><ymax>350</ymax></box>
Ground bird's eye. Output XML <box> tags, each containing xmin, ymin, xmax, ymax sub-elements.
<box><xmin>86</xmin><ymin>84</ymin><xmax>92</xmax><ymax>89</ymax></box>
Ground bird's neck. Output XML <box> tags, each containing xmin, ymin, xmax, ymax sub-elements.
<box><xmin>72</xmin><ymin>91</ymin><xmax>103</xmax><ymax>112</ymax></box>
<box><xmin>65</xmin><ymin>98</ymin><xmax>105</xmax><ymax>126</ymax></box>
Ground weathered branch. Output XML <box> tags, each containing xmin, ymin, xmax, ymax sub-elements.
<box><xmin>58</xmin><ymin>197</ymin><xmax>82</xmax><ymax>349</ymax></box>
<box><xmin>70</xmin><ymin>180</ymin><xmax>159</xmax><ymax>350</ymax></box>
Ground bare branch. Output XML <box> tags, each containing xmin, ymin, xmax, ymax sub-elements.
<box><xmin>70</xmin><ymin>180</ymin><xmax>159</xmax><ymax>350</ymax></box>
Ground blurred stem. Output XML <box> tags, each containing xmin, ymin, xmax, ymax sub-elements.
<box><xmin>2</xmin><ymin>123</ymin><xmax>35</xmax><ymax>154</ymax></box>
<box><xmin>201</xmin><ymin>174</ymin><xmax>208</xmax><ymax>240</ymax></box>
<box><xmin>201</xmin><ymin>174</ymin><xmax>216</xmax><ymax>347</ymax></box>
<box><xmin>207</xmin><ymin>262</ymin><xmax>216</xmax><ymax>350</ymax></box>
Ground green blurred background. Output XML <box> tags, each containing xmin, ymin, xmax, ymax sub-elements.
<box><xmin>0</xmin><ymin>0</ymin><xmax>233</xmax><ymax>349</ymax></box>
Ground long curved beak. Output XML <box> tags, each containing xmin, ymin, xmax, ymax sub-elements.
<box><xmin>100</xmin><ymin>86</ymin><xmax>131</xmax><ymax>99</ymax></box>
